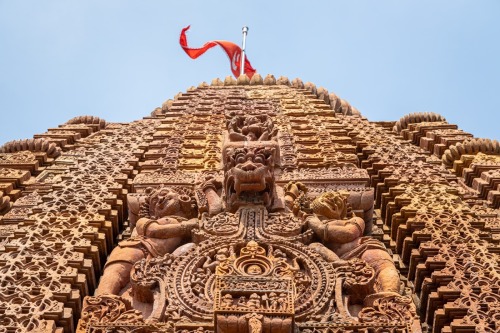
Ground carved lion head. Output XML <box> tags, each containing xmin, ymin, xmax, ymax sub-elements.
<box><xmin>224</xmin><ymin>147</ymin><xmax>276</xmax><ymax>211</ymax></box>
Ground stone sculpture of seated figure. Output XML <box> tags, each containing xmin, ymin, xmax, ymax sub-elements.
<box><xmin>95</xmin><ymin>186</ymin><xmax>199</xmax><ymax>296</ymax></box>
<box><xmin>306</xmin><ymin>191</ymin><xmax>401</xmax><ymax>302</ymax></box>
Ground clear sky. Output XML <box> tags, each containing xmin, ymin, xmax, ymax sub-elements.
<box><xmin>0</xmin><ymin>1</ymin><xmax>498</xmax><ymax>146</ymax></box>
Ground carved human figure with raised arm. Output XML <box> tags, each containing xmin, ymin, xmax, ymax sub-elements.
<box><xmin>305</xmin><ymin>191</ymin><xmax>401</xmax><ymax>300</ymax></box>
<box><xmin>95</xmin><ymin>186</ymin><xmax>199</xmax><ymax>296</ymax></box>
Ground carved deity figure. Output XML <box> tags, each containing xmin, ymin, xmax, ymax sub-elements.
<box><xmin>221</xmin><ymin>294</ymin><xmax>234</xmax><ymax>308</ymax></box>
<box><xmin>95</xmin><ymin>186</ymin><xmax>198</xmax><ymax>296</ymax></box>
<box><xmin>247</xmin><ymin>293</ymin><xmax>262</xmax><ymax>309</ymax></box>
<box><xmin>227</xmin><ymin>115</ymin><xmax>276</xmax><ymax>142</ymax></box>
<box><xmin>203</xmin><ymin>248</ymin><xmax>229</xmax><ymax>272</ymax></box>
<box><xmin>306</xmin><ymin>191</ymin><xmax>401</xmax><ymax>299</ymax></box>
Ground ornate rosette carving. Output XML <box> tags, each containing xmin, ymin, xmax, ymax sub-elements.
<box><xmin>158</xmin><ymin>239</ymin><xmax>338</xmax><ymax>326</ymax></box>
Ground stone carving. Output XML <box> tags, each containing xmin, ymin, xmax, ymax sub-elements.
<box><xmin>89</xmin><ymin>85</ymin><xmax>418</xmax><ymax>332</ymax></box>
<box><xmin>0</xmin><ymin>138</ymin><xmax>62</xmax><ymax>158</ymax></box>
<box><xmin>66</xmin><ymin>115</ymin><xmax>106</xmax><ymax>129</ymax></box>
<box><xmin>79</xmin><ymin>295</ymin><xmax>144</xmax><ymax>330</ymax></box>
<box><xmin>278</xmin><ymin>165</ymin><xmax>369</xmax><ymax>182</ymax></box>
<box><xmin>393</xmin><ymin>112</ymin><xmax>446</xmax><ymax>134</ymax></box>
<box><xmin>194</xmin><ymin>212</ymin><xmax>241</xmax><ymax>241</ymax></box>
<box><xmin>227</xmin><ymin>114</ymin><xmax>277</xmax><ymax>142</ymax></box>
<box><xmin>0</xmin><ymin>190</ymin><xmax>11</xmax><ymax>213</ymax></box>
<box><xmin>214</xmin><ymin>241</ymin><xmax>295</xmax><ymax>333</ymax></box>
<box><xmin>442</xmin><ymin>138</ymin><xmax>500</xmax><ymax>167</ymax></box>
<box><xmin>0</xmin><ymin>80</ymin><xmax>446</xmax><ymax>333</ymax></box>
<box><xmin>223</xmin><ymin>146</ymin><xmax>277</xmax><ymax>212</ymax></box>
<box><xmin>95</xmin><ymin>186</ymin><xmax>199</xmax><ymax>295</ymax></box>
<box><xmin>134</xmin><ymin>169</ymin><xmax>199</xmax><ymax>187</ymax></box>
<box><xmin>305</xmin><ymin>191</ymin><xmax>402</xmax><ymax>301</ymax></box>
<box><xmin>358</xmin><ymin>293</ymin><xmax>417</xmax><ymax>325</ymax></box>
<box><xmin>0</xmin><ymin>150</ymin><xmax>39</xmax><ymax>170</ymax></box>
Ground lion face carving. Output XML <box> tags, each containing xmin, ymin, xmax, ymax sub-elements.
<box><xmin>224</xmin><ymin>147</ymin><xmax>276</xmax><ymax>211</ymax></box>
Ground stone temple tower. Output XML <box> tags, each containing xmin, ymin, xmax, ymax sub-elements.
<box><xmin>0</xmin><ymin>74</ymin><xmax>499</xmax><ymax>333</ymax></box>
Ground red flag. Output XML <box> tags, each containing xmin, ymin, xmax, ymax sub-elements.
<box><xmin>179</xmin><ymin>25</ymin><xmax>256</xmax><ymax>79</ymax></box>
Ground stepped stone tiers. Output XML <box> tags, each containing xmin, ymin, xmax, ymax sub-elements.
<box><xmin>0</xmin><ymin>74</ymin><xmax>498</xmax><ymax>333</ymax></box>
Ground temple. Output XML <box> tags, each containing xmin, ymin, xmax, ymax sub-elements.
<box><xmin>0</xmin><ymin>74</ymin><xmax>498</xmax><ymax>333</ymax></box>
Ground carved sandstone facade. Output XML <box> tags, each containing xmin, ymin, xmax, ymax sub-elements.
<box><xmin>0</xmin><ymin>75</ymin><xmax>498</xmax><ymax>333</ymax></box>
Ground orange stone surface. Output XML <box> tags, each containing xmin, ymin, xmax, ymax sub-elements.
<box><xmin>0</xmin><ymin>75</ymin><xmax>498</xmax><ymax>333</ymax></box>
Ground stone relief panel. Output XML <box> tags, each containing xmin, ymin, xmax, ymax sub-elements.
<box><xmin>8</xmin><ymin>80</ymin><xmax>497</xmax><ymax>332</ymax></box>
<box><xmin>78</xmin><ymin>86</ymin><xmax>419</xmax><ymax>333</ymax></box>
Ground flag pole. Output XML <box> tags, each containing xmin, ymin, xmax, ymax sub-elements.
<box><xmin>240</xmin><ymin>26</ymin><xmax>248</xmax><ymax>76</ymax></box>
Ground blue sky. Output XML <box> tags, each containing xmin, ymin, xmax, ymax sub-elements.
<box><xmin>0</xmin><ymin>1</ymin><xmax>498</xmax><ymax>146</ymax></box>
